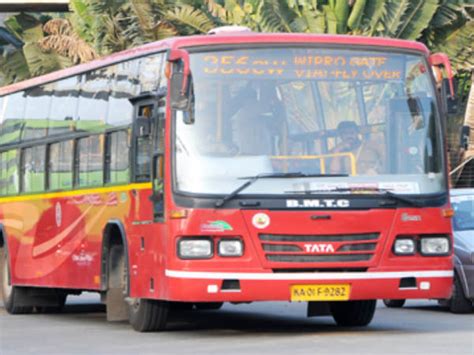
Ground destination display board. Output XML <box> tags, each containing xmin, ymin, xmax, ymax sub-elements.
<box><xmin>192</xmin><ymin>48</ymin><xmax>408</xmax><ymax>81</ymax></box>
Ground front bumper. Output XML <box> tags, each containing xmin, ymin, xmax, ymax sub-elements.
<box><xmin>164</xmin><ymin>269</ymin><xmax>453</xmax><ymax>302</ymax></box>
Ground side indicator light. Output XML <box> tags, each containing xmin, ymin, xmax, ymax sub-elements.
<box><xmin>170</xmin><ymin>210</ymin><xmax>188</xmax><ymax>219</ymax></box>
<box><xmin>442</xmin><ymin>208</ymin><xmax>454</xmax><ymax>218</ymax></box>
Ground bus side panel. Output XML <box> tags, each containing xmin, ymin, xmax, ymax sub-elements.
<box><xmin>0</xmin><ymin>188</ymin><xmax>136</xmax><ymax>291</ymax></box>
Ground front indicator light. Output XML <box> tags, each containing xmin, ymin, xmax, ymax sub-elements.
<box><xmin>178</xmin><ymin>238</ymin><xmax>213</xmax><ymax>259</ymax></box>
<box><xmin>420</xmin><ymin>237</ymin><xmax>450</xmax><ymax>256</ymax></box>
<box><xmin>394</xmin><ymin>238</ymin><xmax>416</xmax><ymax>255</ymax></box>
<box><xmin>218</xmin><ymin>239</ymin><xmax>243</xmax><ymax>257</ymax></box>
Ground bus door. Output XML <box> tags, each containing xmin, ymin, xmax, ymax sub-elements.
<box><xmin>129</xmin><ymin>93</ymin><xmax>165</xmax><ymax>220</ymax></box>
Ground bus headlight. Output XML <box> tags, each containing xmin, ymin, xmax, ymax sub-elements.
<box><xmin>218</xmin><ymin>239</ymin><xmax>243</xmax><ymax>257</ymax></box>
<box><xmin>420</xmin><ymin>236</ymin><xmax>450</xmax><ymax>256</ymax></box>
<box><xmin>178</xmin><ymin>238</ymin><xmax>213</xmax><ymax>259</ymax></box>
<box><xmin>393</xmin><ymin>238</ymin><xmax>416</xmax><ymax>255</ymax></box>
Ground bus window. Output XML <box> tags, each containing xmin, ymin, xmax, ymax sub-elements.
<box><xmin>1</xmin><ymin>91</ymin><xmax>26</xmax><ymax>145</ymax></box>
<box><xmin>107</xmin><ymin>59</ymin><xmax>140</xmax><ymax>127</ymax></box>
<box><xmin>22</xmin><ymin>145</ymin><xmax>46</xmax><ymax>193</ymax></box>
<box><xmin>78</xmin><ymin>135</ymin><xmax>103</xmax><ymax>187</ymax></box>
<box><xmin>76</xmin><ymin>69</ymin><xmax>111</xmax><ymax>132</ymax></box>
<box><xmin>49</xmin><ymin>140</ymin><xmax>74</xmax><ymax>191</ymax></box>
<box><xmin>50</xmin><ymin>76</ymin><xmax>80</xmax><ymax>134</ymax></box>
<box><xmin>24</xmin><ymin>84</ymin><xmax>54</xmax><ymax>140</ymax></box>
<box><xmin>105</xmin><ymin>130</ymin><xmax>130</xmax><ymax>184</ymax></box>
<box><xmin>0</xmin><ymin>150</ymin><xmax>18</xmax><ymax>195</ymax></box>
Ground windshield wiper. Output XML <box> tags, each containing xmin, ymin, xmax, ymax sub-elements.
<box><xmin>285</xmin><ymin>187</ymin><xmax>421</xmax><ymax>207</ymax></box>
<box><xmin>215</xmin><ymin>172</ymin><xmax>346</xmax><ymax>208</ymax></box>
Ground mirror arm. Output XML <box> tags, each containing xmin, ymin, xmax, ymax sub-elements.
<box><xmin>429</xmin><ymin>53</ymin><xmax>454</xmax><ymax>97</ymax></box>
<box><xmin>168</xmin><ymin>49</ymin><xmax>190</xmax><ymax>94</ymax></box>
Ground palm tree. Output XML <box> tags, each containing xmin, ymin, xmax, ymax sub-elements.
<box><xmin>0</xmin><ymin>13</ymin><xmax>97</xmax><ymax>86</ymax></box>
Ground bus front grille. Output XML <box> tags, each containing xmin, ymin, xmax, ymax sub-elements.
<box><xmin>259</xmin><ymin>233</ymin><xmax>379</xmax><ymax>264</ymax></box>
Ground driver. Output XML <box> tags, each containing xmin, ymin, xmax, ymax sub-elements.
<box><xmin>329</xmin><ymin>121</ymin><xmax>383</xmax><ymax>175</ymax></box>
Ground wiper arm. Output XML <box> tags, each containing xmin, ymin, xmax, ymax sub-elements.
<box><xmin>215</xmin><ymin>172</ymin><xmax>335</xmax><ymax>208</ymax></box>
<box><xmin>376</xmin><ymin>189</ymin><xmax>422</xmax><ymax>207</ymax></box>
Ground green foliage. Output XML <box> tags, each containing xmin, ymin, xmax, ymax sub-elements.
<box><xmin>1</xmin><ymin>0</ymin><xmax>473</xmax><ymax>86</ymax></box>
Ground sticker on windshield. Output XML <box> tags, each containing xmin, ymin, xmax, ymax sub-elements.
<box><xmin>252</xmin><ymin>213</ymin><xmax>271</xmax><ymax>229</ymax></box>
<box><xmin>378</xmin><ymin>182</ymin><xmax>419</xmax><ymax>193</ymax></box>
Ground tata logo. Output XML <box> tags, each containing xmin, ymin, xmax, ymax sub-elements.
<box><xmin>286</xmin><ymin>199</ymin><xmax>350</xmax><ymax>208</ymax></box>
<box><xmin>304</xmin><ymin>243</ymin><xmax>335</xmax><ymax>253</ymax></box>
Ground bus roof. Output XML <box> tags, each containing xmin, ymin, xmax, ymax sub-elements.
<box><xmin>0</xmin><ymin>33</ymin><xmax>430</xmax><ymax>96</ymax></box>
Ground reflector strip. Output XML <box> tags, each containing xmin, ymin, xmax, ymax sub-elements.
<box><xmin>165</xmin><ymin>269</ymin><xmax>453</xmax><ymax>280</ymax></box>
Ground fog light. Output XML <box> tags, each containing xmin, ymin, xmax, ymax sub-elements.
<box><xmin>394</xmin><ymin>238</ymin><xmax>416</xmax><ymax>255</ymax></box>
<box><xmin>178</xmin><ymin>238</ymin><xmax>213</xmax><ymax>259</ymax></box>
<box><xmin>218</xmin><ymin>239</ymin><xmax>243</xmax><ymax>257</ymax></box>
<box><xmin>420</xmin><ymin>236</ymin><xmax>450</xmax><ymax>256</ymax></box>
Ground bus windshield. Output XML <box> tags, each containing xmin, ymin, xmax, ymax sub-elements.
<box><xmin>175</xmin><ymin>47</ymin><xmax>445</xmax><ymax>196</ymax></box>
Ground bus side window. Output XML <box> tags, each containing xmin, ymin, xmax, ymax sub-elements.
<box><xmin>22</xmin><ymin>145</ymin><xmax>46</xmax><ymax>193</ymax></box>
<box><xmin>77</xmin><ymin>135</ymin><xmax>104</xmax><ymax>187</ymax></box>
<box><xmin>105</xmin><ymin>130</ymin><xmax>130</xmax><ymax>184</ymax></box>
<box><xmin>49</xmin><ymin>140</ymin><xmax>74</xmax><ymax>191</ymax></box>
<box><xmin>0</xmin><ymin>149</ymin><xmax>19</xmax><ymax>195</ymax></box>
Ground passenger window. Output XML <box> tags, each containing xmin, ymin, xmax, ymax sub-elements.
<box><xmin>1</xmin><ymin>91</ymin><xmax>26</xmax><ymax>145</ymax></box>
<box><xmin>23</xmin><ymin>84</ymin><xmax>54</xmax><ymax>140</ymax></box>
<box><xmin>49</xmin><ymin>141</ymin><xmax>74</xmax><ymax>190</ymax></box>
<box><xmin>22</xmin><ymin>146</ymin><xmax>46</xmax><ymax>193</ymax></box>
<box><xmin>107</xmin><ymin>60</ymin><xmax>140</xmax><ymax>127</ymax></box>
<box><xmin>78</xmin><ymin>135</ymin><xmax>103</xmax><ymax>187</ymax></box>
<box><xmin>105</xmin><ymin>130</ymin><xmax>130</xmax><ymax>184</ymax></box>
<box><xmin>50</xmin><ymin>76</ymin><xmax>80</xmax><ymax>134</ymax></box>
<box><xmin>0</xmin><ymin>150</ymin><xmax>19</xmax><ymax>195</ymax></box>
<box><xmin>76</xmin><ymin>69</ymin><xmax>111</xmax><ymax>132</ymax></box>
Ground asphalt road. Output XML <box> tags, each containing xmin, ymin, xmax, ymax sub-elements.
<box><xmin>0</xmin><ymin>294</ymin><xmax>472</xmax><ymax>355</ymax></box>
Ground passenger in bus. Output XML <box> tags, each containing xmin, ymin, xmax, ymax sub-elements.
<box><xmin>329</xmin><ymin>121</ymin><xmax>383</xmax><ymax>175</ymax></box>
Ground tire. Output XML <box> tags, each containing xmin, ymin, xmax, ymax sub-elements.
<box><xmin>128</xmin><ymin>298</ymin><xmax>169</xmax><ymax>332</ymax></box>
<box><xmin>449</xmin><ymin>274</ymin><xmax>473</xmax><ymax>314</ymax></box>
<box><xmin>1</xmin><ymin>248</ymin><xmax>33</xmax><ymax>314</ymax></box>
<box><xmin>194</xmin><ymin>302</ymin><xmax>224</xmax><ymax>310</ymax></box>
<box><xmin>383</xmin><ymin>299</ymin><xmax>406</xmax><ymax>308</ymax></box>
<box><xmin>106</xmin><ymin>244</ymin><xmax>169</xmax><ymax>332</ymax></box>
<box><xmin>330</xmin><ymin>300</ymin><xmax>376</xmax><ymax>327</ymax></box>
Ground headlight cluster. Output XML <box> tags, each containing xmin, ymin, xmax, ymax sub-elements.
<box><xmin>177</xmin><ymin>237</ymin><xmax>244</xmax><ymax>259</ymax></box>
<box><xmin>393</xmin><ymin>235</ymin><xmax>451</xmax><ymax>256</ymax></box>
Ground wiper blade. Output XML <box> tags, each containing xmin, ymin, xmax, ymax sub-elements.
<box><xmin>215</xmin><ymin>172</ymin><xmax>339</xmax><ymax>208</ymax></box>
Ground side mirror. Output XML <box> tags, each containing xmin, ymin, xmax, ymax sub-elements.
<box><xmin>443</xmin><ymin>79</ymin><xmax>458</xmax><ymax>114</ymax></box>
<box><xmin>429</xmin><ymin>53</ymin><xmax>457</xmax><ymax>114</ymax></box>
<box><xmin>167</xmin><ymin>49</ymin><xmax>193</xmax><ymax>116</ymax></box>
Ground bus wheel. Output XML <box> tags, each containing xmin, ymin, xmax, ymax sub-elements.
<box><xmin>1</xmin><ymin>248</ymin><xmax>33</xmax><ymax>314</ymax></box>
<box><xmin>106</xmin><ymin>244</ymin><xmax>169</xmax><ymax>331</ymax></box>
<box><xmin>128</xmin><ymin>298</ymin><xmax>169</xmax><ymax>332</ymax></box>
<box><xmin>383</xmin><ymin>299</ymin><xmax>406</xmax><ymax>308</ymax></box>
<box><xmin>449</xmin><ymin>274</ymin><xmax>473</xmax><ymax>314</ymax></box>
<box><xmin>330</xmin><ymin>300</ymin><xmax>376</xmax><ymax>327</ymax></box>
<box><xmin>194</xmin><ymin>302</ymin><xmax>224</xmax><ymax>310</ymax></box>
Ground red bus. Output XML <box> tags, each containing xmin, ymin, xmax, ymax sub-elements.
<box><xmin>0</xmin><ymin>30</ymin><xmax>456</xmax><ymax>331</ymax></box>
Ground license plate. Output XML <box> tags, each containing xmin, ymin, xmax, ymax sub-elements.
<box><xmin>290</xmin><ymin>284</ymin><xmax>351</xmax><ymax>301</ymax></box>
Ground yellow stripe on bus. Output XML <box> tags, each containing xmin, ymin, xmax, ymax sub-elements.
<box><xmin>0</xmin><ymin>183</ymin><xmax>152</xmax><ymax>203</ymax></box>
